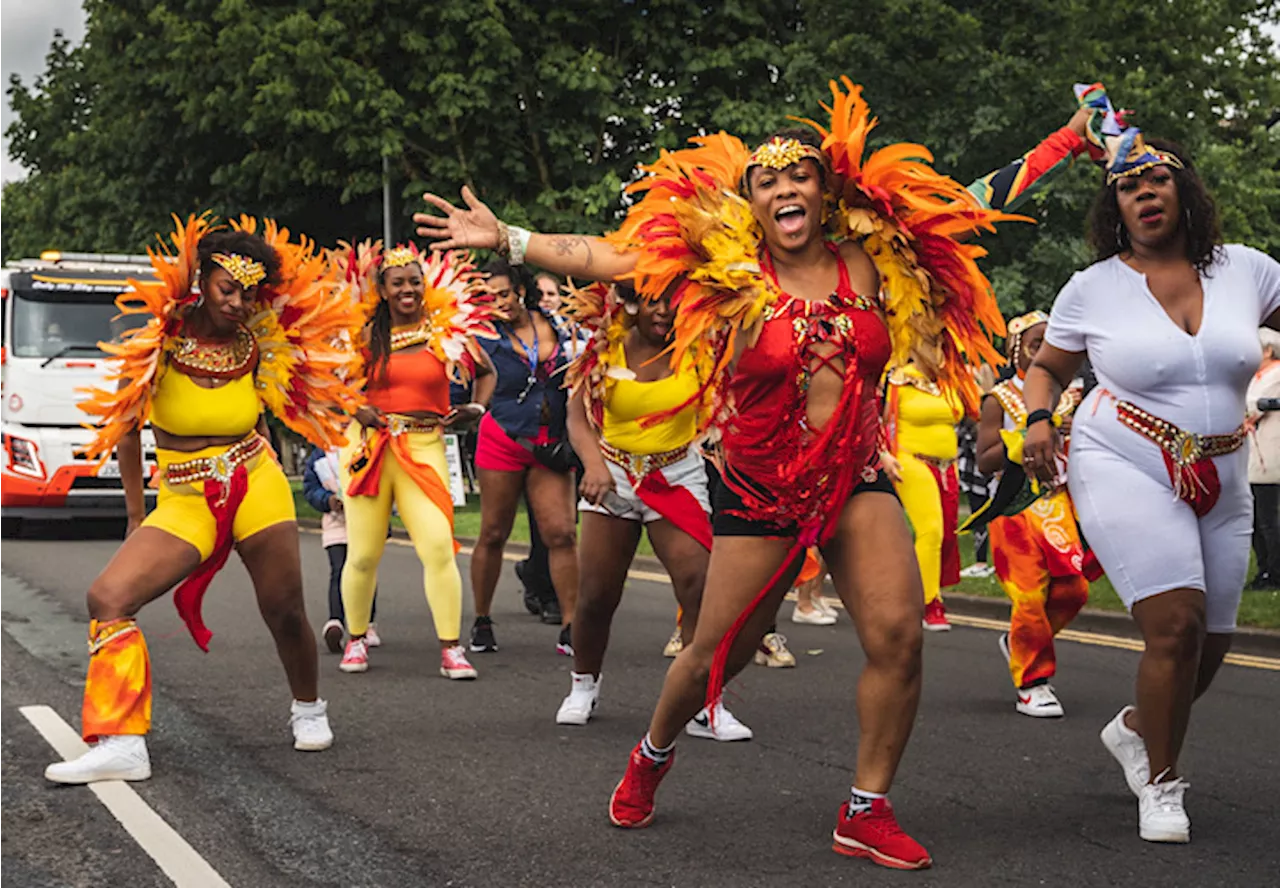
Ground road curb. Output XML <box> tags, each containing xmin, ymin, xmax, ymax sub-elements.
<box><xmin>298</xmin><ymin>518</ymin><xmax>1280</xmax><ymax>656</ymax></box>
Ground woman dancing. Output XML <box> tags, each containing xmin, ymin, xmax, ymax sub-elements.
<box><xmin>1023</xmin><ymin>108</ymin><xmax>1280</xmax><ymax>842</ymax></box>
<box><xmin>883</xmin><ymin>363</ymin><xmax>965</xmax><ymax>630</ymax></box>
<box><xmin>335</xmin><ymin>243</ymin><xmax>494</xmax><ymax>678</ymax></box>
<box><xmin>556</xmin><ymin>281</ymin><xmax>751</xmax><ymax>740</ymax></box>
<box><xmin>48</xmin><ymin>215</ymin><xmax>359</xmax><ymax>784</ymax></box>
<box><xmin>468</xmin><ymin>260</ymin><xmax>579</xmax><ymax>656</ymax></box>
<box><xmin>417</xmin><ymin>80</ymin><xmax>1092</xmax><ymax>870</ymax></box>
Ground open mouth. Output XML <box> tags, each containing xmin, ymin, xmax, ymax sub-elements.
<box><xmin>1137</xmin><ymin>205</ymin><xmax>1164</xmax><ymax>225</ymax></box>
<box><xmin>774</xmin><ymin>204</ymin><xmax>807</xmax><ymax>235</ymax></box>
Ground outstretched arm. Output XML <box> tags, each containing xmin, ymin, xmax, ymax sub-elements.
<box><xmin>413</xmin><ymin>187</ymin><xmax>636</xmax><ymax>283</ymax></box>
<box><xmin>966</xmin><ymin>105</ymin><xmax>1091</xmax><ymax>213</ymax></box>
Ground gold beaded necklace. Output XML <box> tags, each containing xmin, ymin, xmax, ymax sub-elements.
<box><xmin>390</xmin><ymin>319</ymin><xmax>432</xmax><ymax>352</ymax></box>
<box><xmin>169</xmin><ymin>324</ymin><xmax>257</xmax><ymax>379</ymax></box>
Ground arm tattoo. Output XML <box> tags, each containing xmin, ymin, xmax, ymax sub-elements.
<box><xmin>549</xmin><ymin>235</ymin><xmax>594</xmax><ymax>270</ymax></box>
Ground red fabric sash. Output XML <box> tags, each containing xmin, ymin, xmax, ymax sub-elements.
<box><xmin>633</xmin><ymin>468</ymin><xmax>713</xmax><ymax>551</ymax></box>
<box><xmin>923</xmin><ymin>461</ymin><xmax>961</xmax><ymax>588</ymax></box>
<box><xmin>173</xmin><ymin>465</ymin><xmax>249</xmax><ymax>652</ymax></box>
<box><xmin>1161</xmin><ymin>451</ymin><xmax>1222</xmax><ymax>518</ymax></box>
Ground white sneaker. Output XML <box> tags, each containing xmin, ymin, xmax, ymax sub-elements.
<box><xmin>815</xmin><ymin>597</ymin><xmax>840</xmax><ymax>620</ymax></box>
<box><xmin>997</xmin><ymin>632</ymin><xmax>1012</xmax><ymax>665</ymax></box>
<box><xmin>663</xmin><ymin>628</ymin><xmax>683</xmax><ymax>658</ymax></box>
<box><xmin>1015</xmin><ymin>684</ymin><xmax>1064</xmax><ymax>718</ymax></box>
<box><xmin>685</xmin><ymin>702</ymin><xmax>753</xmax><ymax>741</ymax></box>
<box><xmin>791</xmin><ymin>604</ymin><xmax>836</xmax><ymax>625</ymax></box>
<box><xmin>555</xmin><ymin>673</ymin><xmax>600</xmax><ymax>726</ymax></box>
<box><xmin>960</xmin><ymin>563</ymin><xmax>995</xmax><ymax>579</ymax></box>
<box><xmin>1101</xmin><ymin>705</ymin><xmax>1150</xmax><ymax>797</ymax></box>
<box><xmin>1139</xmin><ymin>772</ymin><xmax>1191</xmax><ymax>843</ymax></box>
<box><xmin>291</xmin><ymin>699</ymin><xmax>334</xmax><ymax>751</ymax></box>
<box><xmin>45</xmin><ymin>735</ymin><xmax>150</xmax><ymax>784</ymax></box>
<box><xmin>365</xmin><ymin>623</ymin><xmax>382</xmax><ymax>648</ymax></box>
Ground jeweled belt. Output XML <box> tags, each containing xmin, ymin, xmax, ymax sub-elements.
<box><xmin>164</xmin><ymin>435</ymin><xmax>266</xmax><ymax>486</ymax></box>
<box><xmin>910</xmin><ymin>453</ymin><xmax>956</xmax><ymax>470</ymax></box>
<box><xmin>599</xmin><ymin>441</ymin><xmax>690</xmax><ymax>480</ymax></box>
<box><xmin>1115</xmin><ymin>401</ymin><xmax>1244</xmax><ymax>464</ymax></box>
<box><xmin>384</xmin><ymin>413</ymin><xmax>442</xmax><ymax>436</ymax></box>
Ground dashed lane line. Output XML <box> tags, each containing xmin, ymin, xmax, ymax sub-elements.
<box><xmin>18</xmin><ymin>705</ymin><xmax>233</xmax><ymax>888</ymax></box>
<box><xmin>314</xmin><ymin>530</ymin><xmax>1280</xmax><ymax>671</ymax></box>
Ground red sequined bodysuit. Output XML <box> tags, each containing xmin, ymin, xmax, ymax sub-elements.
<box><xmin>720</xmin><ymin>243</ymin><xmax>892</xmax><ymax>545</ymax></box>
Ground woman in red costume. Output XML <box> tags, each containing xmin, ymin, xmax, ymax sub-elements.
<box><xmin>417</xmin><ymin>80</ymin><xmax>1092</xmax><ymax>870</ymax></box>
<box><xmin>47</xmin><ymin>215</ymin><xmax>361</xmax><ymax>784</ymax></box>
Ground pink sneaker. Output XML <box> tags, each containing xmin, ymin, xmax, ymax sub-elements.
<box><xmin>922</xmin><ymin>599</ymin><xmax>951</xmax><ymax>632</ymax></box>
<box><xmin>339</xmin><ymin>637</ymin><xmax>369</xmax><ymax>673</ymax></box>
<box><xmin>441</xmin><ymin>645</ymin><xmax>478</xmax><ymax>680</ymax></box>
<box><xmin>365</xmin><ymin>623</ymin><xmax>382</xmax><ymax>648</ymax></box>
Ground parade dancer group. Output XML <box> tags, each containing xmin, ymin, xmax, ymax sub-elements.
<box><xmin>45</xmin><ymin>78</ymin><xmax>1280</xmax><ymax>867</ymax></box>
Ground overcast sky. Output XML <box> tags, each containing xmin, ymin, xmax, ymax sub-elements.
<box><xmin>1</xmin><ymin>0</ymin><xmax>86</xmax><ymax>184</ymax></box>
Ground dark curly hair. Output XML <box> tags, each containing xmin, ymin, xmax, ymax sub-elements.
<box><xmin>197</xmin><ymin>229</ymin><xmax>283</xmax><ymax>289</ymax></box>
<box><xmin>482</xmin><ymin>258</ymin><xmax>537</xmax><ymax>311</ymax></box>
<box><xmin>1087</xmin><ymin>138</ymin><xmax>1222</xmax><ymax>274</ymax></box>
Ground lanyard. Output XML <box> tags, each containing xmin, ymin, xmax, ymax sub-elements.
<box><xmin>512</xmin><ymin>322</ymin><xmax>541</xmax><ymax>404</ymax></box>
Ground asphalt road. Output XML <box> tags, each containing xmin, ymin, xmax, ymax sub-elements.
<box><xmin>2</xmin><ymin>520</ymin><xmax>1278</xmax><ymax>888</ymax></box>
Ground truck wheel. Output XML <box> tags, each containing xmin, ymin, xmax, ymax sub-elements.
<box><xmin>1</xmin><ymin>517</ymin><xmax>21</xmax><ymax>539</ymax></box>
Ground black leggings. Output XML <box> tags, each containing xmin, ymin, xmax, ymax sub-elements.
<box><xmin>967</xmin><ymin>491</ymin><xmax>990</xmax><ymax>563</ymax></box>
<box><xmin>1252</xmin><ymin>484</ymin><xmax>1280</xmax><ymax>579</ymax></box>
<box><xmin>326</xmin><ymin>544</ymin><xmax>376</xmax><ymax>624</ymax></box>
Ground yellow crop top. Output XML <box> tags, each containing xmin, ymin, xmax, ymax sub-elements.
<box><xmin>601</xmin><ymin>344</ymin><xmax>702</xmax><ymax>455</ymax></box>
<box><xmin>891</xmin><ymin>367</ymin><xmax>961</xmax><ymax>460</ymax></box>
<box><xmin>150</xmin><ymin>364</ymin><xmax>261</xmax><ymax>438</ymax></box>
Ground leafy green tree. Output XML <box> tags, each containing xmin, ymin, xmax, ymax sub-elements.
<box><xmin>4</xmin><ymin>0</ymin><xmax>1277</xmax><ymax>320</ymax></box>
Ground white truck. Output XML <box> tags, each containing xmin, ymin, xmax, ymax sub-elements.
<box><xmin>1</xmin><ymin>252</ymin><xmax>158</xmax><ymax>536</ymax></box>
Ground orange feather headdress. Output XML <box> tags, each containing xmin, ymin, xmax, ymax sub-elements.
<box><xmin>78</xmin><ymin>213</ymin><xmax>365</xmax><ymax>461</ymax></box>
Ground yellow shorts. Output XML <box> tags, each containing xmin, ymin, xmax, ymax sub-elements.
<box><xmin>143</xmin><ymin>444</ymin><xmax>296</xmax><ymax>561</ymax></box>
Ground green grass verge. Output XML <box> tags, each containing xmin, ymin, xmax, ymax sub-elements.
<box><xmin>291</xmin><ymin>481</ymin><xmax>655</xmax><ymax>556</ymax></box>
<box><xmin>292</xmin><ymin>481</ymin><xmax>1277</xmax><ymax>629</ymax></box>
<box><xmin>953</xmin><ymin>534</ymin><xmax>1279</xmax><ymax>631</ymax></box>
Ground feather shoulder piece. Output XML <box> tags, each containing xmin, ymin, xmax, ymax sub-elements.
<box><xmin>560</xmin><ymin>280</ymin><xmax>629</xmax><ymax>428</ymax></box>
<box><xmin>332</xmin><ymin>237</ymin><xmax>385</xmax><ymax>329</ymax></box>
<box><xmin>420</xmin><ymin>248</ymin><xmax>499</xmax><ymax>384</ymax></box>
<box><xmin>230</xmin><ymin>216</ymin><xmax>365</xmax><ymax>448</ymax></box>
<box><xmin>604</xmin><ymin>133</ymin><xmax>773</xmax><ymax>431</ymax></box>
<box><xmin>77</xmin><ymin>213</ymin><xmax>213</xmax><ymax>463</ymax></box>
<box><xmin>796</xmin><ymin>77</ymin><xmax>1023</xmax><ymax>415</ymax></box>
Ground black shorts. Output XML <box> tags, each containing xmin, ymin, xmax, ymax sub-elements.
<box><xmin>711</xmin><ymin>466</ymin><xmax>897</xmax><ymax>538</ymax></box>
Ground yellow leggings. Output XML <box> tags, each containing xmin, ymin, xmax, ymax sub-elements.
<box><xmin>896</xmin><ymin>453</ymin><xmax>959</xmax><ymax>605</ymax></box>
<box><xmin>339</xmin><ymin>430</ymin><xmax>462</xmax><ymax>640</ymax></box>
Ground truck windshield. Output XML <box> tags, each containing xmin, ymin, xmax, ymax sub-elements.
<box><xmin>9</xmin><ymin>289</ymin><xmax>148</xmax><ymax>359</ymax></box>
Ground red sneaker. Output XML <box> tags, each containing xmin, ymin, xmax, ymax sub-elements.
<box><xmin>608</xmin><ymin>743</ymin><xmax>675</xmax><ymax>829</ymax></box>
<box><xmin>922</xmin><ymin>599</ymin><xmax>951</xmax><ymax>632</ymax></box>
<box><xmin>832</xmin><ymin>799</ymin><xmax>932</xmax><ymax>870</ymax></box>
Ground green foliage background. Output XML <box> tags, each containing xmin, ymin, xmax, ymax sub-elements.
<box><xmin>5</xmin><ymin>0</ymin><xmax>1279</xmax><ymax>313</ymax></box>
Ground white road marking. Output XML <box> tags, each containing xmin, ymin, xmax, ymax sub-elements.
<box><xmin>19</xmin><ymin>705</ymin><xmax>233</xmax><ymax>888</ymax></box>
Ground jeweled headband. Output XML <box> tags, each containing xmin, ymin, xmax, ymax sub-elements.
<box><xmin>381</xmin><ymin>245</ymin><xmax>420</xmax><ymax>269</ymax></box>
<box><xmin>211</xmin><ymin>252</ymin><xmax>266</xmax><ymax>289</ymax></box>
<box><xmin>1073</xmin><ymin>83</ymin><xmax>1186</xmax><ymax>186</ymax></box>
<box><xmin>745</xmin><ymin>137</ymin><xmax>827</xmax><ymax>173</ymax></box>
<box><xmin>1007</xmin><ymin>310</ymin><xmax>1049</xmax><ymax>360</ymax></box>
<box><xmin>1104</xmin><ymin>131</ymin><xmax>1185</xmax><ymax>186</ymax></box>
